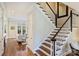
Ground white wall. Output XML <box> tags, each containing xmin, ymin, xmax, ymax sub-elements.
<box><xmin>63</xmin><ymin>2</ymin><xmax>79</xmax><ymax>12</ymax></box>
<box><xmin>27</xmin><ymin>3</ymin><xmax>55</xmax><ymax>51</ymax></box>
<box><xmin>0</xmin><ymin>3</ymin><xmax>4</xmax><ymax>55</ymax></box>
<box><xmin>0</xmin><ymin>17</ymin><xmax>4</xmax><ymax>55</ymax></box>
<box><xmin>8</xmin><ymin>21</ymin><xmax>17</xmax><ymax>39</ymax></box>
<box><xmin>3</xmin><ymin>2</ymin><xmax>31</xmax><ymax>39</ymax></box>
<box><xmin>27</xmin><ymin>12</ymin><xmax>34</xmax><ymax>51</ymax></box>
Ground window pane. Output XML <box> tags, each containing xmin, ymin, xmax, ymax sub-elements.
<box><xmin>18</xmin><ymin>26</ymin><xmax>21</xmax><ymax>34</ymax></box>
<box><xmin>22</xmin><ymin>26</ymin><xmax>26</xmax><ymax>34</ymax></box>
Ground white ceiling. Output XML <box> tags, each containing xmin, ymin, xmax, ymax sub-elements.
<box><xmin>3</xmin><ymin>2</ymin><xmax>35</xmax><ymax>22</ymax></box>
<box><xmin>63</xmin><ymin>2</ymin><xmax>79</xmax><ymax>12</ymax></box>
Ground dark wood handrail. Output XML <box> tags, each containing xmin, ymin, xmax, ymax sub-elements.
<box><xmin>46</xmin><ymin>2</ymin><xmax>58</xmax><ymax>27</ymax></box>
<box><xmin>46</xmin><ymin>2</ymin><xmax>57</xmax><ymax>16</ymax></box>
<box><xmin>72</xmin><ymin>13</ymin><xmax>79</xmax><ymax>16</ymax></box>
<box><xmin>70</xmin><ymin>10</ymin><xmax>72</xmax><ymax>32</ymax></box>
<box><xmin>51</xmin><ymin>15</ymin><xmax>71</xmax><ymax>41</ymax></box>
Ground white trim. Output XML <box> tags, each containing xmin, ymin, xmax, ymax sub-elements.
<box><xmin>44</xmin><ymin>41</ymin><xmax>52</xmax><ymax>45</ymax></box>
<box><xmin>42</xmin><ymin>44</ymin><xmax>53</xmax><ymax>56</ymax></box>
<box><xmin>42</xmin><ymin>44</ymin><xmax>51</xmax><ymax>51</ymax></box>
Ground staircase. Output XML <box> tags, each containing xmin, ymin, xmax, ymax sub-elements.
<box><xmin>34</xmin><ymin>2</ymin><xmax>79</xmax><ymax>56</ymax></box>
<box><xmin>36</xmin><ymin>2</ymin><xmax>56</xmax><ymax>25</ymax></box>
<box><xmin>34</xmin><ymin>28</ymin><xmax>70</xmax><ymax>56</ymax></box>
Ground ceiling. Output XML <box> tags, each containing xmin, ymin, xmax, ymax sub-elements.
<box><xmin>3</xmin><ymin>2</ymin><xmax>35</xmax><ymax>22</ymax></box>
<box><xmin>63</xmin><ymin>2</ymin><xmax>79</xmax><ymax>13</ymax></box>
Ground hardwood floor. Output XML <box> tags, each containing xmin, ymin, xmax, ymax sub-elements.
<box><xmin>3</xmin><ymin>38</ymin><xmax>34</xmax><ymax>56</ymax></box>
<box><xmin>3</xmin><ymin>38</ymin><xmax>79</xmax><ymax>56</ymax></box>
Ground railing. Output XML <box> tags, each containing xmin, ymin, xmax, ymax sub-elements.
<box><xmin>45</xmin><ymin>2</ymin><xmax>79</xmax><ymax>56</ymax></box>
<box><xmin>51</xmin><ymin>10</ymin><xmax>79</xmax><ymax>56</ymax></box>
<box><xmin>46</xmin><ymin>3</ymin><xmax>79</xmax><ymax>56</ymax></box>
<box><xmin>46</xmin><ymin>2</ymin><xmax>58</xmax><ymax>27</ymax></box>
<box><xmin>51</xmin><ymin>11</ymin><xmax>71</xmax><ymax>56</ymax></box>
<box><xmin>45</xmin><ymin>2</ymin><xmax>72</xmax><ymax>56</ymax></box>
<box><xmin>37</xmin><ymin>2</ymin><xmax>79</xmax><ymax>56</ymax></box>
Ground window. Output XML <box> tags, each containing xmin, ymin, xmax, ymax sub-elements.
<box><xmin>57</xmin><ymin>2</ymin><xmax>68</xmax><ymax>18</ymax></box>
<box><xmin>22</xmin><ymin>25</ymin><xmax>26</xmax><ymax>34</ymax></box>
<box><xmin>18</xmin><ymin>26</ymin><xmax>21</xmax><ymax>34</ymax></box>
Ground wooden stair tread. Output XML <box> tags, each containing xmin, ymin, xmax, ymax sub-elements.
<box><xmin>36</xmin><ymin>3</ymin><xmax>40</xmax><ymax>5</ymax></box>
<box><xmin>42</xmin><ymin>10</ymin><xmax>46</xmax><ymax>12</ymax></box>
<box><xmin>39</xmin><ymin>6</ymin><xmax>43</xmax><ymax>9</ymax></box>
<box><xmin>48</xmin><ymin>36</ymin><xmax>65</xmax><ymax>39</ymax></box>
<box><xmin>50</xmin><ymin>34</ymin><xmax>68</xmax><ymax>37</ymax></box>
<box><xmin>50</xmin><ymin>19</ymin><xmax>54</xmax><ymax>20</ymax></box>
<box><xmin>42</xmin><ymin>42</ymin><xmax>51</xmax><ymax>48</ymax></box>
<box><xmin>48</xmin><ymin>16</ymin><xmax>51</xmax><ymax>18</ymax></box>
<box><xmin>52</xmin><ymin>31</ymin><xmax>69</xmax><ymax>34</ymax></box>
<box><xmin>66</xmin><ymin>53</ymin><xmax>79</xmax><ymax>56</ymax></box>
<box><xmin>45</xmin><ymin>40</ymin><xmax>51</xmax><ymax>42</ymax></box>
<box><xmin>45</xmin><ymin>13</ymin><xmax>48</xmax><ymax>15</ymax></box>
<box><xmin>48</xmin><ymin>36</ymin><xmax>55</xmax><ymax>39</ymax></box>
<box><xmin>34</xmin><ymin>54</ymin><xmax>38</xmax><ymax>56</ymax></box>
<box><xmin>40</xmin><ymin>46</ymin><xmax>50</xmax><ymax>54</ymax></box>
<box><xmin>54</xmin><ymin>28</ymin><xmax>70</xmax><ymax>31</ymax></box>
<box><xmin>56</xmin><ymin>43</ymin><xmax>64</xmax><ymax>46</ymax></box>
<box><xmin>56</xmin><ymin>48</ymin><xmax>61</xmax><ymax>51</ymax></box>
<box><xmin>36</xmin><ymin>50</ymin><xmax>47</xmax><ymax>56</ymax></box>
<box><xmin>48</xmin><ymin>36</ymin><xmax>66</xmax><ymax>41</ymax></box>
<box><xmin>50</xmin><ymin>33</ymin><xmax>66</xmax><ymax>35</ymax></box>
